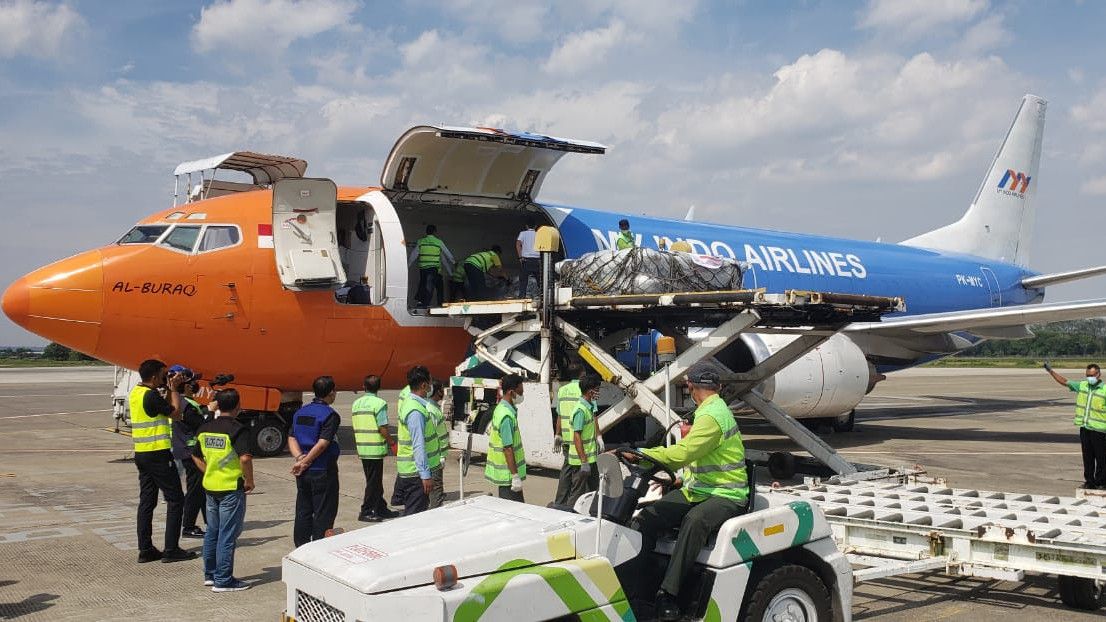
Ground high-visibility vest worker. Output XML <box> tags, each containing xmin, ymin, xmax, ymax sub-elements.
<box><xmin>485</xmin><ymin>400</ymin><xmax>527</xmax><ymax>485</ymax></box>
<box><xmin>557</xmin><ymin>380</ymin><xmax>582</xmax><ymax>446</ymax></box>
<box><xmin>450</xmin><ymin>263</ymin><xmax>466</xmax><ymax>284</ymax></box>
<box><xmin>427</xmin><ymin>399</ymin><xmax>450</xmax><ymax>461</ymax></box>
<box><xmin>615</xmin><ymin>229</ymin><xmax>635</xmax><ymax>250</ymax></box>
<box><xmin>396</xmin><ymin>395</ymin><xmax>442</xmax><ymax>476</ymax></box>
<box><xmin>656</xmin><ymin>393</ymin><xmax>748</xmax><ymax>503</ymax></box>
<box><xmin>566</xmin><ymin>398</ymin><xmax>598</xmax><ymax>467</ymax></box>
<box><xmin>351</xmin><ymin>393</ymin><xmax>389</xmax><ymax>459</ymax></box>
<box><xmin>1072</xmin><ymin>380</ymin><xmax>1106</xmax><ymax>432</ymax></box>
<box><xmin>416</xmin><ymin>235</ymin><xmax>445</xmax><ymax>269</ymax></box>
<box><xmin>196</xmin><ymin>426</ymin><xmax>244</xmax><ymax>492</ymax></box>
<box><xmin>130</xmin><ymin>385</ymin><xmax>172</xmax><ymax>453</ymax></box>
<box><xmin>464</xmin><ymin>250</ymin><xmax>500</xmax><ymax>273</ymax></box>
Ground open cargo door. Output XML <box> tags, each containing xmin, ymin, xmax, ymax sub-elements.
<box><xmin>380</xmin><ymin>126</ymin><xmax>606</xmax><ymax>202</ymax></box>
<box><xmin>272</xmin><ymin>178</ymin><xmax>347</xmax><ymax>291</ymax></box>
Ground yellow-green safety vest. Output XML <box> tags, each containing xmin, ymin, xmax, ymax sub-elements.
<box><xmin>464</xmin><ymin>251</ymin><xmax>497</xmax><ymax>273</ymax></box>
<box><xmin>129</xmin><ymin>385</ymin><xmax>172</xmax><ymax>453</ymax></box>
<box><xmin>351</xmin><ymin>393</ymin><xmax>388</xmax><ymax>459</ymax></box>
<box><xmin>450</xmin><ymin>263</ymin><xmax>466</xmax><ymax>283</ymax></box>
<box><xmin>557</xmin><ymin>380</ymin><xmax>582</xmax><ymax>444</ymax></box>
<box><xmin>396</xmin><ymin>395</ymin><xmax>441</xmax><ymax>476</ymax></box>
<box><xmin>486</xmin><ymin>400</ymin><xmax>526</xmax><ymax>485</ymax></box>
<box><xmin>427</xmin><ymin>400</ymin><xmax>450</xmax><ymax>463</ymax></box>
<box><xmin>184</xmin><ymin>397</ymin><xmax>203</xmax><ymax>447</ymax></box>
<box><xmin>683</xmin><ymin>394</ymin><xmax>748</xmax><ymax>502</ymax></box>
<box><xmin>615</xmin><ymin>231</ymin><xmax>634</xmax><ymax>250</ymax></box>
<box><xmin>566</xmin><ymin>398</ymin><xmax>598</xmax><ymax>466</ymax></box>
<box><xmin>197</xmin><ymin>427</ymin><xmax>243</xmax><ymax>492</ymax></box>
<box><xmin>417</xmin><ymin>235</ymin><xmax>444</xmax><ymax>269</ymax></box>
<box><xmin>1073</xmin><ymin>380</ymin><xmax>1106</xmax><ymax>432</ymax></box>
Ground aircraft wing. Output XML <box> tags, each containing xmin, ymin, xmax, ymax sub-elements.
<box><xmin>845</xmin><ymin>298</ymin><xmax>1106</xmax><ymax>336</ymax></box>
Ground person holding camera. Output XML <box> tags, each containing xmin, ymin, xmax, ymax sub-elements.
<box><xmin>169</xmin><ymin>366</ymin><xmax>208</xmax><ymax>539</ymax></box>
<box><xmin>130</xmin><ymin>359</ymin><xmax>198</xmax><ymax>563</ymax></box>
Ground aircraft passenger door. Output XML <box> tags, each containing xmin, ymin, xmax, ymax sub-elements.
<box><xmin>367</xmin><ymin>215</ymin><xmax>387</xmax><ymax>304</ymax></box>
<box><xmin>272</xmin><ymin>178</ymin><xmax>347</xmax><ymax>291</ymax></box>
<box><xmin>980</xmin><ymin>266</ymin><xmax>1001</xmax><ymax>306</ymax></box>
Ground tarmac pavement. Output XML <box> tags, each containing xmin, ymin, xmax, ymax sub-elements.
<box><xmin>0</xmin><ymin>366</ymin><xmax>1101</xmax><ymax>621</ymax></box>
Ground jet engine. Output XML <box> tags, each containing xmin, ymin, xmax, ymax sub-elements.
<box><xmin>713</xmin><ymin>333</ymin><xmax>876</xmax><ymax>420</ymax></box>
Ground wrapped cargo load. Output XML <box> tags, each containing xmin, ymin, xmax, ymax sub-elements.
<box><xmin>557</xmin><ymin>247</ymin><xmax>744</xmax><ymax>295</ymax></box>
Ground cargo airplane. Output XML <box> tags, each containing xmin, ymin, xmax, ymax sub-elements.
<box><xmin>5</xmin><ymin>94</ymin><xmax>1106</xmax><ymax>454</ymax></box>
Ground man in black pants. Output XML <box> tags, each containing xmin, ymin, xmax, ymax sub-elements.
<box><xmin>130</xmin><ymin>358</ymin><xmax>198</xmax><ymax>563</ymax></box>
<box><xmin>170</xmin><ymin>371</ymin><xmax>208</xmax><ymax>538</ymax></box>
<box><xmin>288</xmin><ymin>376</ymin><xmax>342</xmax><ymax>547</ymax></box>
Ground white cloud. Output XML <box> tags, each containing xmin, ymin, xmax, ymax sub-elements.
<box><xmin>438</xmin><ymin>0</ymin><xmax>549</xmax><ymax>43</ymax></box>
<box><xmin>956</xmin><ymin>14</ymin><xmax>1010</xmax><ymax>54</ymax></box>
<box><xmin>1072</xmin><ymin>88</ymin><xmax>1106</xmax><ymax>132</ymax></box>
<box><xmin>192</xmin><ymin>0</ymin><xmax>358</xmax><ymax>53</ymax></box>
<box><xmin>859</xmin><ymin>0</ymin><xmax>988</xmax><ymax>38</ymax></box>
<box><xmin>475</xmin><ymin>81</ymin><xmax>646</xmax><ymax>143</ymax></box>
<box><xmin>1081</xmin><ymin>177</ymin><xmax>1106</xmax><ymax>196</ymax></box>
<box><xmin>0</xmin><ymin>0</ymin><xmax>83</xmax><ymax>59</ymax></box>
<box><xmin>544</xmin><ymin>21</ymin><xmax>630</xmax><ymax>75</ymax></box>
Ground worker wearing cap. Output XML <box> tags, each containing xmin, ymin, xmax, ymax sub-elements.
<box><xmin>556</xmin><ymin>374</ymin><xmax>602</xmax><ymax>507</ymax></box>
<box><xmin>486</xmin><ymin>374</ymin><xmax>527</xmax><ymax>501</ymax></box>
<box><xmin>1045</xmin><ymin>361</ymin><xmax>1106</xmax><ymax>489</ymax></box>
<box><xmin>615</xmin><ymin>219</ymin><xmax>635</xmax><ymax>250</ymax></box>
<box><xmin>352</xmin><ymin>375</ymin><xmax>397</xmax><ymax>522</ymax></box>
<box><xmin>620</xmin><ymin>361</ymin><xmax>747</xmax><ymax>622</ymax></box>
<box><xmin>391</xmin><ymin>366</ymin><xmax>439</xmax><ymax>515</ymax></box>
<box><xmin>288</xmin><ymin>376</ymin><xmax>342</xmax><ymax>547</ymax></box>
<box><xmin>552</xmin><ymin>364</ymin><xmax>584</xmax><ymax>506</ymax></box>
<box><xmin>407</xmin><ymin>224</ymin><xmax>455</xmax><ymax>308</ymax></box>
<box><xmin>168</xmin><ymin>366</ymin><xmax>208</xmax><ymax>539</ymax></box>
<box><xmin>130</xmin><ymin>358</ymin><xmax>198</xmax><ymax>564</ymax></box>
<box><xmin>462</xmin><ymin>245</ymin><xmax>506</xmax><ymax>300</ymax></box>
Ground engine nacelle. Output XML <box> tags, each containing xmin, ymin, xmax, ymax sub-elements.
<box><xmin>714</xmin><ymin>333</ymin><xmax>873</xmax><ymax>419</ymax></box>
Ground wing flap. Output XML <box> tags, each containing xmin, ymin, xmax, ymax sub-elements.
<box><xmin>846</xmin><ymin>299</ymin><xmax>1106</xmax><ymax>335</ymax></box>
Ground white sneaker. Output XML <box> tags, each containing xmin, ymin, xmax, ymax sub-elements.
<box><xmin>203</xmin><ymin>578</ymin><xmax>214</xmax><ymax>587</ymax></box>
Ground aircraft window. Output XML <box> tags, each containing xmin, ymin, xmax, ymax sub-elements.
<box><xmin>118</xmin><ymin>225</ymin><xmax>169</xmax><ymax>245</ymax></box>
<box><xmin>160</xmin><ymin>225</ymin><xmax>202</xmax><ymax>252</ymax></box>
<box><xmin>198</xmin><ymin>226</ymin><xmax>241</xmax><ymax>252</ymax></box>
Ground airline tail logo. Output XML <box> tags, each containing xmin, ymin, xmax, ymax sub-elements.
<box><xmin>997</xmin><ymin>169</ymin><xmax>1031</xmax><ymax>194</ymax></box>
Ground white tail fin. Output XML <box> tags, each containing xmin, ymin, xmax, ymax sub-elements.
<box><xmin>902</xmin><ymin>94</ymin><xmax>1046</xmax><ymax>266</ymax></box>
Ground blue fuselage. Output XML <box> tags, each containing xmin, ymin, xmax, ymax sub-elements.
<box><xmin>549</xmin><ymin>205</ymin><xmax>1039</xmax><ymax>317</ymax></box>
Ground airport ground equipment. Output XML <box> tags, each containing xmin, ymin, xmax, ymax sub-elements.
<box><xmin>432</xmin><ymin>286</ymin><xmax>902</xmax><ymax>475</ymax></box>
<box><xmin>111</xmin><ymin>366</ymin><xmax>140</xmax><ymax>432</ymax></box>
<box><xmin>777</xmin><ymin>471</ymin><xmax>1106</xmax><ymax>611</ymax></box>
<box><xmin>282</xmin><ymin>449</ymin><xmax>854</xmax><ymax>622</ymax></box>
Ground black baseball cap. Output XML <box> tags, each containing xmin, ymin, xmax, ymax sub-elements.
<box><xmin>685</xmin><ymin>361</ymin><xmax>722</xmax><ymax>388</ymax></box>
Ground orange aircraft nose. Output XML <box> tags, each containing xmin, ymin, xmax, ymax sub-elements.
<box><xmin>2</xmin><ymin>250</ymin><xmax>104</xmax><ymax>355</ymax></box>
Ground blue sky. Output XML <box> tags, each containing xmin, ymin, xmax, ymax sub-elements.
<box><xmin>2</xmin><ymin>0</ymin><xmax>1105</xmax><ymax>345</ymax></box>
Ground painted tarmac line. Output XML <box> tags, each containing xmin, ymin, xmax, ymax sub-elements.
<box><xmin>839</xmin><ymin>451</ymin><xmax>1081</xmax><ymax>455</ymax></box>
<box><xmin>0</xmin><ymin>393</ymin><xmax>107</xmax><ymax>398</ymax></box>
<box><xmin>0</xmin><ymin>409</ymin><xmax>111</xmax><ymax>419</ymax></box>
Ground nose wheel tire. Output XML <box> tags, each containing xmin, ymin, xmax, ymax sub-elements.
<box><xmin>742</xmin><ymin>564</ymin><xmax>832</xmax><ymax>622</ymax></box>
<box><xmin>251</xmin><ymin>415</ymin><xmax>287</xmax><ymax>457</ymax></box>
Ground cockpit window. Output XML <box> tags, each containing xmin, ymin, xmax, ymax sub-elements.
<box><xmin>160</xmin><ymin>225</ymin><xmax>202</xmax><ymax>252</ymax></box>
<box><xmin>118</xmin><ymin>225</ymin><xmax>169</xmax><ymax>245</ymax></box>
<box><xmin>198</xmin><ymin>225</ymin><xmax>241</xmax><ymax>252</ymax></box>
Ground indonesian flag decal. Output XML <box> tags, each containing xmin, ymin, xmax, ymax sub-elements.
<box><xmin>258</xmin><ymin>223</ymin><xmax>274</xmax><ymax>248</ymax></box>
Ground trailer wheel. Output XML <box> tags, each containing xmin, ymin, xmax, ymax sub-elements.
<box><xmin>251</xmin><ymin>414</ymin><xmax>287</xmax><ymax>457</ymax></box>
<box><xmin>1057</xmin><ymin>575</ymin><xmax>1104</xmax><ymax>611</ymax></box>
<box><xmin>742</xmin><ymin>564</ymin><xmax>832</xmax><ymax>622</ymax></box>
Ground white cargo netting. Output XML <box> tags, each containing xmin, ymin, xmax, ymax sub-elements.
<box><xmin>557</xmin><ymin>248</ymin><xmax>744</xmax><ymax>295</ymax></box>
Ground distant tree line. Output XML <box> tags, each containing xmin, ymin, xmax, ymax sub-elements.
<box><xmin>0</xmin><ymin>343</ymin><xmax>97</xmax><ymax>362</ymax></box>
<box><xmin>959</xmin><ymin>318</ymin><xmax>1106</xmax><ymax>357</ymax></box>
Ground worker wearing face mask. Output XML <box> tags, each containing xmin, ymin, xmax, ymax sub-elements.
<box><xmin>1045</xmin><ymin>361</ymin><xmax>1106</xmax><ymax>490</ymax></box>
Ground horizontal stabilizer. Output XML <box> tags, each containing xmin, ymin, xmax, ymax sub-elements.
<box><xmin>1021</xmin><ymin>265</ymin><xmax>1106</xmax><ymax>289</ymax></box>
<box><xmin>846</xmin><ymin>298</ymin><xmax>1106</xmax><ymax>336</ymax></box>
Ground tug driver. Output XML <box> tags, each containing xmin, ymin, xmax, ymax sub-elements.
<box><xmin>618</xmin><ymin>361</ymin><xmax>748</xmax><ymax>621</ymax></box>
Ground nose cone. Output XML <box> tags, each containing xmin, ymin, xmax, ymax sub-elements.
<box><xmin>2</xmin><ymin>250</ymin><xmax>104</xmax><ymax>354</ymax></box>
